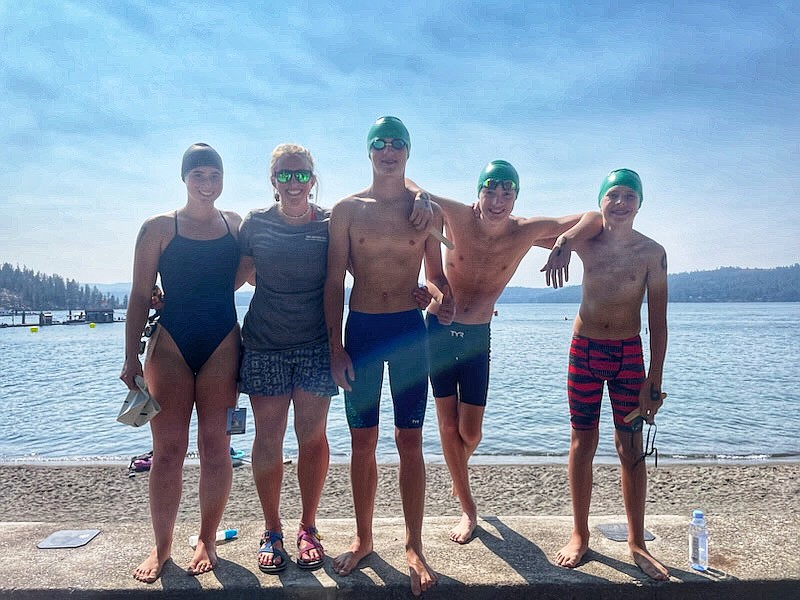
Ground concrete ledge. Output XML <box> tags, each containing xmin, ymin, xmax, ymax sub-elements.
<box><xmin>1</xmin><ymin>515</ymin><xmax>796</xmax><ymax>599</ymax></box>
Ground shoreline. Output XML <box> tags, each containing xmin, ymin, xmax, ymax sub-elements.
<box><xmin>2</xmin><ymin>454</ymin><xmax>798</xmax><ymax>467</ymax></box>
<box><xmin>3</xmin><ymin>462</ymin><xmax>797</xmax><ymax>523</ymax></box>
<box><xmin>0</xmin><ymin>455</ymin><xmax>800</xmax><ymax>470</ymax></box>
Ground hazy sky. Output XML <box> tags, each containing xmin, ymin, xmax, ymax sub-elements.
<box><xmin>2</xmin><ymin>1</ymin><xmax>798</xmax><ymax>288</ymax></box>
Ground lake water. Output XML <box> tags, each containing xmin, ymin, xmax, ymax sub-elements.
<box><xmin>1</xmin><ymin>303</ymin><xmax>798</xmax><ymax>464</ymax></box>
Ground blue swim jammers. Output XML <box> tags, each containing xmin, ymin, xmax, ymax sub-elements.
<box><xmin>426</xmin><ymin>314</ymin><xmax>491</xmax><ymax>407</ymax></box>
<box><xmin>344</xmin><ymin>309</ymin><xmax>428</xmax><ymax>429</ymax></box>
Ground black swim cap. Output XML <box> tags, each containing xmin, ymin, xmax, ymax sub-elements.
<box><xmin>181</xmin><ymin>143</ymin><xmax>223</xmax><ymax>181</ymax></box>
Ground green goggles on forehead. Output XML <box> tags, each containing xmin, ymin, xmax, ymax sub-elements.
<box><xmin>275</xmin><ymin>169</ymin><xmax>313</xmax><ymax>184</ymax></box>
<box><xmin>481</xmin><ymin>178</ymin><xmax>517</xmax><ymax>191</ymax></box>
<box><xmin>370</xmin><ymin>138</ymin><xmax>407</xmax><ymax>151</ymax></box>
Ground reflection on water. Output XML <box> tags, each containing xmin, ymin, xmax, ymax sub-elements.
<box><xmin>1</xmin><ymin>303</ymin><xmax>799</xmax><ymax>463</ymax></box>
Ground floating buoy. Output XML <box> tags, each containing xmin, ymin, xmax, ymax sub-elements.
<box><xmin>30</xmin><ymin>326</ymin><xmax>38</xmax><ymax>333</ymax></box>
<box><xmin>89</xmin><ymin>322</ymin><xmax>96</xmax><ymax>328</ymax></box>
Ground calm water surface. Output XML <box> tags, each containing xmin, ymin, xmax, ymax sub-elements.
<box><xmin>1</xmin><ymin>303</ymin><xmax>798</xmax><ymax>463</ymax></box>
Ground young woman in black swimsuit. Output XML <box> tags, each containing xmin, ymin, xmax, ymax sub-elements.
<box><xmin>120</xmin><ymin>143</ymin><xmax>243</xmax><ymax>582</ymax></box>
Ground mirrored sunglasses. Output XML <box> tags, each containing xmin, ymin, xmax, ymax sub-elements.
<box><xmin>481</xmin><ymin>178</ymin><xmax>517</xmax><ymax>191</ymax></box>
<box><xmin>275</xmin><ymin>169</ymin><xmax>313</xmax><ymax>184</ymax></box>
<box><xmin>370</xmin><ymin>138</ymin><xmax>407</xmax><ymax>151</ymax></box>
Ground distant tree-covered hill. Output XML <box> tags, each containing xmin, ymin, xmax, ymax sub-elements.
<box><xmin>0</xmin><ymin>263</ymin><xmax>124</xmax><ymax>310</ymax></box>
<box><xmin>497</xmin><ymin>264</ymin><xmax>800</xmax><ymax>303</ymax></box>
<box><xmin>2</xmin><ymin>263</ymin><xmax>797</xmax><ymax>311</ymax></box>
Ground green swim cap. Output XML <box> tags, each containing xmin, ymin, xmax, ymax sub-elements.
<box><xmin>477</xmin><ymin>160</ymin><xmax>520</xmax><ymax>195</ymax></box>
<box><xmin>598</xmin><ymin>168</ymin><xmax>642</xmax><ymax>206</ymax></box>
<box><xmin>181</xmin><ymin>143</ymin><xmax>223</xmax><ymax>181</ymax></box>
<box><xmin>367</xmin><ymin>116</ymin><xmax>411</xmax><ymax>157</ymax></box>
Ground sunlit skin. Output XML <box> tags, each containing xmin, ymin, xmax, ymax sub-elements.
<box><xmin>555</xmin><ymin>183</ymin><xmax>669</xmax><ymax>581</ymax></box>
<box><xmin>323</xmin><ymin>135</ymin><xmax>448</xmax><ymax>596</ymax></box>
<box><xmin>370</xmin><ymin>138</ymin><xmax>408</xmax><ymax>177</ymax></box>
<box><xmin>121</xmin><ymin>163</ymin><xmax>241</xmax><ymax>583</ymax></box>
<box><xmin>185</xmin><ymin>167</ymin><xmax>223</xmax><ymax>205</ymax></box>
<box><xmin>272</xmin><ymin>154</ymin><xmax>316</xmax><ymax>218</ymax></box>
<box><xmin>234</xmin><ymin>150</ymin><xmax>328</xmax><ymax>571</ymax></box>
<box><xmin>406</xmin><ymin>179</ymin><xmax>602</xmax><ymax>545</ymax></box>
<box><xmin>476</xmin><ymin>184</ymin><xmax>516</xmax><ymax>222</ymax></box>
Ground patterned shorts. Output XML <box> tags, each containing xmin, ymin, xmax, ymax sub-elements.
<box><xmin>239</xmin><ymin>341</ymin><xmax>339</xmax><ymax>398</ymax></box>
<box><xmin>567</xmin><ymin>335</ymin><xmax>644</xmax><ymax>432</ymax></box>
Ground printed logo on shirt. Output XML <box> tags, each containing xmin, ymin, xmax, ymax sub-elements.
<box><xmin>305</xmin><ymin>235</ymin><xmax>328</xmax><ymax>242</ymax></box>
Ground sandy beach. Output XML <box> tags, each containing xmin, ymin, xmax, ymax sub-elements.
<box><xmin>2</xmin><ymin>462</ymin><xmax>797</xmax><ymax>523</ymax></box>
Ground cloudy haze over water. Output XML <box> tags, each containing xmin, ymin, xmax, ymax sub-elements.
<box><xmin>2</xmin><ymin>1</ymin><xmax>798</xmax><ymax>287</ymax></box>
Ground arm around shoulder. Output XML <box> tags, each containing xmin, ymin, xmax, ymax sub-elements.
<box><xmin>537</xmin><ymin>212</ymin><xmax>602</xmax><ymax>288</ymax></box>
<box><xmin>405</xmin><ymin>179</ymin><xmax>471</xmax><ymax>222</ymax></box>
<box><xmin>527</xmin><ymin>211</ymin><xmax>603</xmax><ymax>250</ymax></box>
<box><xmin>430</xmin><ymin>194</ymin><xmax>473</xmax><ymax>223</ymax></box>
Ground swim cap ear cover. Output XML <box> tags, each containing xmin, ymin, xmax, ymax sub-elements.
<box><xmin>598</xmin><ymin>168</ymin><xmax>642</xmax><ymax>207</ymax></box>
<box><xmin>367</xmin><ymin>116</ymin><xmax>411</xmax><ymax>157</ymax></box>
<box><xmin>477</xmin><ymin>160</ymin><xmax>520</xmax><ymax>195</ymax></box>
<box><xmin>181</xmin><ymin>143</ymin><xmax>223</xmax><ymax>181</ymax></box>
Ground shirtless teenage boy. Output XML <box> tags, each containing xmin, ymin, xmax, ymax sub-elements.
<box><xmin>323</xmin><ymin>116</ymin><xmax>453</xmax><ymax>596</ymax></box>
<box><xmin>553</xmin><ymin>168</ymin><xmax>669</xmax><ymax>580</ymax></box>
<box><xmin>412</xmin><ymin>160</ymin><xmax>602</xmax><ymax>544</ymax></box>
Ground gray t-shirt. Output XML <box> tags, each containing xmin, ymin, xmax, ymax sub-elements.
<box><xmin>239</xmin><ymin>204</ymin><xmax>330</xmax><ymax>351</ymax></box>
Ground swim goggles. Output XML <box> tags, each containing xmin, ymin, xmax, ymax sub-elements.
<box><xmin>117</xmin><ymin>375</ymin><xmax>161</xmax><ymax>428</ymax></box>
<box><xmin>370</xmin><ymin>138</ymin><xmax>407</xmax><ymax>151</ymax></box>
<box><xmin>275</xmin><ymin>169</ymin><xmax>313</xmax><ymax>184</ymax></box>
<box><xmin>481</xmin><ymin>178</ymin><xmax>517</xmax><ymax>192</ymax></box>
<box><xmin>633</xmin><ymin>422</ymin><xmax>658</xmax><ymax>468</ymax></box>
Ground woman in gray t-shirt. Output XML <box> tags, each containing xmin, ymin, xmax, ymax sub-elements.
<box><xmin>237</xmin><ymin>144</ymin><xmax>337</xmax><ymax>574</ymax></box>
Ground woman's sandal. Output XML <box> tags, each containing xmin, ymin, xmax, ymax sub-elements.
<box><xmin>258</xmin><ymin>530</ymin><xmax>289</xmax><ymax>574</ymax></box>
<box><xmin>296</xmin><ymin>526</ymin><xmax>325</xmax><ymax>570</ymax></box>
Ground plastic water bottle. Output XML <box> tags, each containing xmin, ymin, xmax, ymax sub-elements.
<box><xmin>188</xmin><ymin>528</ymin><xmax>237</xmax><ymax>548</ymax></box>
<box><xmin>688</xmin><ymin>510</ymin><xmax>708</xmax><ymax>571</ymax></box>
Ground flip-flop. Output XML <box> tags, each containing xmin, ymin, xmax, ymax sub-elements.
<box><xmin>296</xmin><ymin>526</ymin><xmax>324</xmax><ymax>570</ymax></box>
<box><xmin>258</xmin><ymin>530</ymin><xmax>288</xmax><ymax>574</ymax></box>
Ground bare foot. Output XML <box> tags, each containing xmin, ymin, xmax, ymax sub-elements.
<box><xmin>333</xmin><ymin>536</ymin><xmax>373</xmax><ymax>576</ymax></box>
<box><xmin>187</xmin><ymin>539</ymin><xmax>217</xmax><ymax>576</ymax></box>
<box><xmin>133</xmin><ymin>547</ymin><xmax>168</xmax><ymax>584</ymax></box>
<box><xmin>407</xmin><ymin>547</ymin><xmax>437</xmax><ymax>597</ymax></box>
<box><xmin>448</xmin><ymin>513</ymin><xmax>477</xmax><ymax>544</ymax></box>
<box><xmin>555</xmin><ymin>532</ymin><xmax>589</xmax><ymax>568</ymax></box>
<box><xmin>631</xmin><ymin>544</ymin><xmax>669</xmax><ymax>581</ymax></box>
